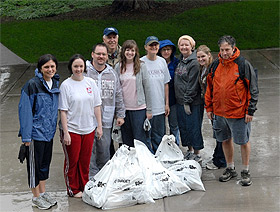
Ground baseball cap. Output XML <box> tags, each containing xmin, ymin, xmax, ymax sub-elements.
<box><xmin>145</xmin><ymin>36</ymin><xmax>159</xmax><ymax>46</ymax></box>
<box><xmin>103</xmin><ymin>27</ymin><xmax>118</xmax><ymax>36</ymax></box>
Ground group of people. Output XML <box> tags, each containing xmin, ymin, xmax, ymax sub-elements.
<box><xmin>18</xmin><ymin>26</ymin><xmax>258</xmax><ymax>210</ymax></box>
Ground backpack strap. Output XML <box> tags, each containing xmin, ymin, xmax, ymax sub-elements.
<box><xmin>209</xmin><ymin>58</ymin><xmax>220</xmax><ymax>78</ymax></box>
<box><xmin>233</xmin><ymin>56</ymin><xmax>246</xmax><ymax>85</ymax></box>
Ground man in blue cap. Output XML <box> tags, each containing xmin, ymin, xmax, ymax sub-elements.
<box><xmin>103</xmin><ymin>27</ymin><xmax>122</xmax><ymax>68</ymax></box>
<box><xmin>102</xmin><ymin>27</ymin><xmax>122</xmax><ymax>158</ymax></box>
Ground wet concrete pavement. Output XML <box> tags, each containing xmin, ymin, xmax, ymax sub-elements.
<box><xmin>0</xmin><ymin>44</ymin><xmax>279</xmax><ymax>211</ymax></box>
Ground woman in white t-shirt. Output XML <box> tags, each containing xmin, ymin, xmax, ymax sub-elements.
<box><xmin>115</xmin><ymin>40</ymin><xmax>153</xmax><ymax>152</ymax></box>
<box><xmin>58</xmin><ymin>54</ymin><xmax>102</xmax><ymax>198</ymax></box>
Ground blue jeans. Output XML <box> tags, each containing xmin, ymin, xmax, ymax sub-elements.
<box><xmin>121</xmin><ymin>109</ymin><xmax>153</xmax><ymax>152</ymax></box>
<box><xmin>168</xmin><ymin>104</ymin><xmax>180</xmax><ymax>145</ymax></box>
<box><xmin>176</xmin><ymin>103</ymin><xmax>204</xmax><ymax>150</ymax></box>
<box><xmin>148</xmin><ymin>113</ymin><xmax>165</xmax><ymax>153</ymax></box>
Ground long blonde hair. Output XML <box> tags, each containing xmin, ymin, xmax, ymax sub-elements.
<box><xmin>120</xmin><ymin>40</ymin><xmax>141</xmax><ymax>75</ymax></box>
<box><xmin>196</xmin><ymin>45</ymin><xmax>213</xmax><ymax>68</ymax></box>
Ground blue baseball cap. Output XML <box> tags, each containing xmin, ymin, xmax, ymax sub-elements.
<box><xmin>103</xmin><ymin>27</ymin><xmax>118</xmax><ymax>36</ymax></box>
<box><xmin>145</xmin><ymin>36</ymin><xmax>159</xmax><ymax>46</ymax></box>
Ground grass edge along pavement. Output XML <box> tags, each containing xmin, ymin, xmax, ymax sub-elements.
<box><xmin>1</xmin><ymin>1</ymin><xmax>279</xmax><ymax>63</ymax></box>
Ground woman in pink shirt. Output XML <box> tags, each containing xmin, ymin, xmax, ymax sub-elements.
<box><xmin>114</xmin><ymin>40</ymin><xmax>153</xmax><ymax>152</ymax></box>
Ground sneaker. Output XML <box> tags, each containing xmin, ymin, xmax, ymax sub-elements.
<box><xmin>193</xmin><ymin>155</ymin><xmax>202</xmax><ymax>163</ymax></box>
<box><xmin>219</xmin><ymin>167</ymin><xmax>238</xmax><ymax>182</ymax></box>
<box><xmin>32</xmin><ymin>196</ymin><xmax>52</xmax><ymax>210</ymax></box>
<box><xmin>41</xmin><ymin>192</ymin><xmax>57</xmax><ymax>206</ymax></box>
<box><xmin>206</xmin><ymin>161</ymin><xmax>219</xmax><ymax>170</ymax></box>
<box><xmin>240</xmin><ymin>170</ymin><xmax>252</xmax><ymax>186</ymax></box>
<box><xmin>184</xmin><ymin>151</ymin><xmax>194</xmax><ymax>160</ymax></box>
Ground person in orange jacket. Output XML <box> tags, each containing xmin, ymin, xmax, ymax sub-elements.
<box><xmin>204</xmin><ymin>35</ymin><xmax>258</xmax><ymax>186</ymax></box>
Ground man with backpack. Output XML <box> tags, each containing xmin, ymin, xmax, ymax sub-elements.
<box><xmin>204</xmin><ymin>35</ymin><xmax>258</xmax><ymax>186</ymax></box>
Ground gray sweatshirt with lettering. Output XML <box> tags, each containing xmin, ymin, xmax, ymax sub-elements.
<box><xmin>86</xmin><ymin>61</ymin><xmax>125</xmax><ymax>128</ymax></box>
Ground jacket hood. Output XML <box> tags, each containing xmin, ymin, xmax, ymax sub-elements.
<box><xmin>180</xmin><ymin>50</ymin><xmax>197</xmax><ymax>63</ymax></box>
<box><xmin>35</xmin><ymin>68</ymin><xmax>60</xmax><ymax>93</ymax></box>
<box><xmin>159</xmin><ymin>39</ymin><xmax>177</xmax><ymax>58</ymax></box>
<box><xmin>35</xmin><ymin>68</ymin><xmax>60</xmax><ymax>81</ymax></box>
<box><xmin>218</xmin><ymin>47</ymin><xmax>240</xmax><ymax>65</ymax></box>
<box><xmin>86</xmin><ymin>60</ymin><xmax>113</xmax><ymax>73</ymax></box>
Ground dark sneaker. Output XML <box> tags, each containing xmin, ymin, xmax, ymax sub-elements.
<box><xmin>184</xmin><ymin>151</ymin><xmax>194</xmax><ymax>160</ymax></box>
<box><xmin>32</xmin><ymin>196</ymin><xmax>52</xmax><ymax>210</ymax></box>
<box><xmin>240</xmin><ymin>170</ymin><xmax>252</xmax><ymax>186</ymax></box>
<box><xmin>193</xmin><ymin>155</ymin><xmax>202</xmax><ymax>163</ymax></box>
<box><xmin>219</xmin><ymin>167</ymin><xmax>238</xmax><ymax>182</ymax></box>
<box><xmin>41</xmin><ymin>192</ymin><xmax>57</xmax><ymax>206</ymax></box>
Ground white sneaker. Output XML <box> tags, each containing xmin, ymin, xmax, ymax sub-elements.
<box><xmin>206</xmin><ymin>161</ymin><xmax>219</xmax><ymax>170</ymax></box>
<box><xmin>41</xmin><ymin>192</ymin><xmax>57</xmax><ymax>206</ymax></box>
<box><xmin>32</xmin><ymin>196</ymin><xmax>52</xmax><ymax>210</ymax></box>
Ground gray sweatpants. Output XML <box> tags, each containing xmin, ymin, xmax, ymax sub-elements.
<box><xmin>89</xmin><ymin>128</ymin><xmax>111</xmax><ymax>178</ymax></box>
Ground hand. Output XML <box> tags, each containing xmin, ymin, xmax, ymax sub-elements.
<box><xmin>146</xmin><ymin>112</ymin><xmax>152</xmax><ymax>120</ymax></box>
<box><xmin>63</xmin><ymin>132</ymin><xmax>71</xmax><ymax>146</ymax></box>
<box><xmin>245</xmin><ymin>114</ymin><xmax>253</xmax><ymax>123</ymax></box>
<box><xmin>116</xmin><ymin>118</ymin><xmax>125</xmax><ymax>126</ymax></box>
<box><xmin>96</xmin><ymin>126</ymin><xmax>103</xmax><ymax>139</ymax></box>
<box><xmin>24</xmin><ymin>142</ymin><xmax>31</xmax><ymax>146</ymax></box>
<box><xmin>165</xmin><ymin>104</ymin><xmax>170</xmax><ymax>116</ymax></box>
<box><xmin>207</xmin><ymin>112</ymin><xmax>213</xmax><ymax>120</ymax></box>
<box><xmin>184</xmin><ymin>104</ymin><xmax>191</xmax><ymax>115</ymax></box>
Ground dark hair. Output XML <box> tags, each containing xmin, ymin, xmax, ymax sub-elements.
<box><xmin>68</xmin><ymin>54</ymin><xmax>86</xmax><ymax>75</ymax></box>
<box><xmin>37</xmin><ymin>54</ymin><xmax>58</xmax><ymax>72</ymax></box>
<box><xmin>120</xmin><ymin>40</ymin><xmax>141</xmax><ymax>75</ymax></box>
<box><xmin>218</xmin><ymin>35</ymin><xmax>236</xmax><ymax>48</ymax></box>
<box><xmin>92</xmin><ymin>43</ymin><xmax>108</xmax><ymax>53</ymax></box>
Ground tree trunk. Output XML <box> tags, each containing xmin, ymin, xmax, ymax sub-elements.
<box><xmin>111</xmin><ymin>0</ymin><xmax>156</xmax><ymax>13</ymax></box>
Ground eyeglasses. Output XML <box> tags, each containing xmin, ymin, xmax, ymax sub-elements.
<box><xmin>94</xmin><ymin>52</ymin><xmax>107</xmax><ymax>56</ymax></box>
<box><xmin>161</xmin><ymin>48</ymin><xmax>172</xmax><ymax>52</ymax></box>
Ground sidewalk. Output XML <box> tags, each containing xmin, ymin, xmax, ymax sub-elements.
<box><xmin>0</xmin><ymin>45</ymin><xmax>279</xmax><ymax>212</ymax></box>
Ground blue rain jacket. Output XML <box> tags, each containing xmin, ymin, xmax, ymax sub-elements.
<box><xmin>18</xmin><ymin>69</ymin><xmax>60</xmax><ymax>142</ymax></box>
<box><xmin>159</xmin><ymin>39</ymin><xmax>179</xmax><ymax>106</ymax></box>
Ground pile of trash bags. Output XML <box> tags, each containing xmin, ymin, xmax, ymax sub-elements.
<box><xmin>83</xmin><ymin>135</ymin><xmax>205</xmax><ymax>210</ymax></box>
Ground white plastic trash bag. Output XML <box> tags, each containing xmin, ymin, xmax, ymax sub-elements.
<box><xmin>82</xmin><ymin>159</ymin><xmax>113</xmax><ymax>208</ymax></box>
<box><xmin>83</xmin><ymin>145</ymin><xmax>154</xmax><ymax>210</ymax></box>
<box><xmin>155</xmin><ymin>135</ymin><xmax>184</xmax><ymax>166</ymax></box>
<box><xmin>134</xmin><ymin>139</ymin><xmax>190</xmax><ymax>199</ymax></box>
<box><xmin>168</xmin><ymin>160</ymin><xmax>205</xmax><ymax>191</ymax></box>
<box><xmin>102</xmin><ymin>146</ymin><xmax>154</xmax><ymax>210</ymax></box>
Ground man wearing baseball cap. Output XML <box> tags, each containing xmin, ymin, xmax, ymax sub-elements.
<box><xmin>103</xmin><ymin>27</ymin><xmax>121</xmax><ymax>68</ymax></box>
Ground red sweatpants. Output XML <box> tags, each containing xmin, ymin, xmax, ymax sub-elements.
<box><xmin>62</xmin><ymin>131</ymin><xmax>95</xmax><ymax>196</ymax></box>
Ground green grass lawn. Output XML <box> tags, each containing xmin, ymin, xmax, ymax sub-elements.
<box><xmin>1</xmin><ymin>1</ymin><xmax>279</xmax><ymax>63</ymax></box>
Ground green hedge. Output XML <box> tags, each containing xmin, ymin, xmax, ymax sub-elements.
<box><xmin>1</xmin><ymin>1</ymin><xmax>279</xmax><ymax>62</ymax></box>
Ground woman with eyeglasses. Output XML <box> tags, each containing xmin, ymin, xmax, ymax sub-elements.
<box><xmin>158</xmin><ymin>39</ymin><xmax>180</xmax><ymax>146</ymax></box>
